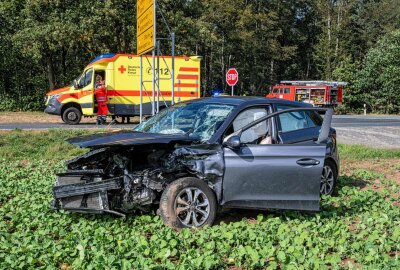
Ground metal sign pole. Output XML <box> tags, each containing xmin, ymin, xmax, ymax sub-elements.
<box><xmin>137</xmin><ymin>0</ymin><xmax>158</xmax><ymax>117</ymax></box>
<box><xmin>231</xmin><ymin>85</ymin><xmax>234</xmax><ymax>96</ymax></box>
<box><xmin>171</xmin><ymin>32</ymin><xmax>175</xmax><ymax>105</ymax></box>
<box><xmin>178</xmin><ymin>79</ymin><xmax>181</xmax><ymax>102</ymax></box>
<box><xmin>152</xmin><ymin>49</ymin><xmax>155</xmax><ymax>115</ymax></box>
<box><xmin>151</xmin><ymin>0</ymin><xmax>157</xmax><ymax>115</ymax></box>
<box><xmin>140</xmin><ymin>55</ymin><xmax>143</xmax><ymax>123</ymax></box>
<box><xmin>156</xmin><ymin>40</ymin><xmax>160</xmax><ymax>113</ymax></box>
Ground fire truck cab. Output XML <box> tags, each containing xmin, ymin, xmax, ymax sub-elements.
<box><xmin>267</xmin><ymin>81</ymin><xmax>347</xmax><ymax>107</ymax></box>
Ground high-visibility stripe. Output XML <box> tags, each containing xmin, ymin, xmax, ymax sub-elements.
<box><xmin>57</xmin><ymin>89</ymin><xmax>197</xmax><ymax>103</ymax></box>
<box><xmin>47</xmin><ymin>87</ymin><xmax>70</xmax><ymax>96</ymax></box>
<box><xmin>174</xmin><ymin>83</ymin><xmax>199</xmax><ymax>88</ymax></box>
<box><xmin>176</xmin><ymin>74</ymin><xmax>198</xmax><ymax>80</ymax></box>
<box><xmin>107</xmin><ymin>90</ymin><xmax>197</xmax><ymax>97</ymax></box>
<box><xmin>179</xmin><ymin>67</ymin><xmax>199</xmax><ymax>72</ymax></box>
<box><xmin>58</xmin><ymin>91</ymin><xmax>92</xmax><ymax>103</ymax></box>
<box><xmin>58</xmin><ymin>94</ymin><xmax>79</xmax><ymax>103</ymax></box>
<box><xmin>87</xmin><ymin>54</ymin><xmax>195</xmax><ymax>68</ymax></box>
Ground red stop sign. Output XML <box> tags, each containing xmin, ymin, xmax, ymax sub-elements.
<box><xmin>226</xmin><ymin>68</ymin><xmax>238</xmax><ymax>86</ymax></box>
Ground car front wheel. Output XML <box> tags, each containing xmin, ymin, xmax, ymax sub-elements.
<box><xmin>159</xmin><ymin>177</ymin><xmax>217</xmax><ymax>229</ymax></box>
<box><xmin>320</xmin><ymin>159</ymin><xmax>337</xmax><ymax>196</ymax></box>
<box><xmin>62</xmin><ymin>107</ymin><xmax>82</xmax><ymax>125</ymax></box>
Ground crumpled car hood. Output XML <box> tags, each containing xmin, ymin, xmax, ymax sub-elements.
<box><xmin>68</xmin><ymin>130</ymin><xmax>195</xmax><ymax>148</ymax></box>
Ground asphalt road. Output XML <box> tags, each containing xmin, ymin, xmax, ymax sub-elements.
<box><xmin>1</xmin><ymin>115</ymin><xmax>399</xmax><ymax>148</ymax></box>
<box><xmin>332</xmin><ymin>115</ymin><xmax>400</xmax><ymax>127</ymax></box>
<box><xmin>330</xmin><ymin>115</ymin><xmax>400</xmax><ymax>148</ymax></box>
<box><xmin>1</xmin><ymin>115</ymin><xmax>399</xmax><ymax>130</ymax></box>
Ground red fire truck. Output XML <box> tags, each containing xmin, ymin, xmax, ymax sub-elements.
<box><xmin>266</xmin><ymin>81</ymin><xmax>347</xmax><ymax>107</ymax></box>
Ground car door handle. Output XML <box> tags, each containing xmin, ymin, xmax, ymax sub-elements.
<box><xmin>296</xmin><ymin>158</ymin><xmax>320</xmax><ymax>166</ymax></box>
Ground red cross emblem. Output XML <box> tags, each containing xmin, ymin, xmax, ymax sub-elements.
<box><xmin>118</xmin><ymin>65</ymin><xmax>126</xmax><ymax>74</ymax></box>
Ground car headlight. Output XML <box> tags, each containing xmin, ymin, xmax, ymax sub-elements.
<box><xmin>51</xmin><ymin>94</ymin><xmax>60</xmax><ymax>100</ymax></box>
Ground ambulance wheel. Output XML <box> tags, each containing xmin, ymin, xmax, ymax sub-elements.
<box><xmin>62</xmin><ymin>107</ymin><xmax>82</xmax><ymax>125</ymax></box>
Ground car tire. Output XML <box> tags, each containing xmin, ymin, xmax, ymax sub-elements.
<box><xmin>61</xmin><ymin>115</ymin><xmax>67</xmax><ymax>123</ymax></box>
<box><xmin>159</xmin><ymin>177</ymin><xmax>217</xmax><ymax>229</ymax></box>
<box><xmin>62</xmin><ymin>107</ymin><xmax>82</xmax><ymax>125</ymax></box>
<box><xmin>320</xmin><ymin>159</ymin><xmax>337</xmax><ymax>196</ymax></box>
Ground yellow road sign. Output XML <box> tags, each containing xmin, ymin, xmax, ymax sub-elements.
<box><xmin>137</xmin><ymin>4</ymin><xmax>154</xmax><ymax>35</ymax></box>
<box><xmin>137</xmin><ymin>0</ymin><xmax>153</xmax><ymax>18</ymax></box>
<box><xmin>137</xmin><ymin>26</ymin><xmax>155</xmax><ymax>55</ymax></box>
<box><xmin>137</xmin><ymin>0</ymin><xmax>155</xmax><ymax>55</ymax></box>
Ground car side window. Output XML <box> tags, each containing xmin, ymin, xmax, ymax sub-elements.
<box><xmin>227</xmin><ymin>107</ymin><xmax>271</xmax><ymax>144</ymax></box>
<box><xmin>307</xmin><ymin>110</ymin><xmax>323</xmax><ymax>126</ymax></box>
<box><xmin>83</xmin><ymin>69</ymin><xmax>93</xmax><ymax>87</ymax></box>
<box><xmin>276</xmin><ymin>105</ymin><xmax>318</xmax><ymax>132</ymax></box>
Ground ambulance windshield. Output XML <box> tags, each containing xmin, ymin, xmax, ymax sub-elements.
<box><xmin>134</xmin><ymin>102</ymin><xmax>236</xmax><ymax>142</ymax></box>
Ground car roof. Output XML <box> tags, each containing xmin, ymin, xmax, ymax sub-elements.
<box><xmin>187</xmin><ymin>96</ymin><xmax>313</xmax><ymax>107</ymax></box>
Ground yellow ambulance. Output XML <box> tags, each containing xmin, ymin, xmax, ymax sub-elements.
<box><xmin>44</xmin><ymin>53</ymin><xmax>201</xmax><ymax>124</ymax></box>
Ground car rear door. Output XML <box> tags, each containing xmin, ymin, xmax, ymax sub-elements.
<box><xmin>221</xmin><ymin>108</ymin><xmax>332</xmax><ymax>211</ymax></box>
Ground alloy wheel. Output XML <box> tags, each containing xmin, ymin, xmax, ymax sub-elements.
<box><xmin>320</xmin><ymin>165</ymin><xmax>335</xmax><ymax>195</ymax></box>
<box><xmin>174</xmin><ymin>187</ymin><xmax>210</xmax><ymax>227</ymax></box>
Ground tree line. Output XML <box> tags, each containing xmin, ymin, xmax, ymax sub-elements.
<box><xmin>0</xmin><ymin>0</ymin><xmax>399</xmax><ymax>113</ymax></box>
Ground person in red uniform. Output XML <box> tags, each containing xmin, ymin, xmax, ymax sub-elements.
<box><xmin>94</xmin><ymin>75</ymin><xmax>108</xmax><ymax>125</ymax></box>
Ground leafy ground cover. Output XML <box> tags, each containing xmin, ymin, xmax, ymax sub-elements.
<box><xmin>0</xmin><ymin>130</ymin><xmax>399</xmax><ymax>269</ymax></box>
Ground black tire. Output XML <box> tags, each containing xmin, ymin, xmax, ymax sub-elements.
<box><xmin>62</xmin><ymin>107</ymin><xmax>82</xmax><ymax>125</ymax></box>
<box><xmin>159</xmin><ymin>177</ymin><xmax>217</xmax><ymax>229</ymax></box>
<box><xmin>61</xmin><ymin>115</ymin><xmax>67</xmax><ymax>123</ymax></box>
<box><xmin>320</xmin><ymin>159</ymin><xmax>338</xmax><ymax>196</ymax></box>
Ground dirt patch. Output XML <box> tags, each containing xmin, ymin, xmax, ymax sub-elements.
<box><xmin>340</xmin><ymin>257</ymin><xmax>360</xmax><ymax>268</ymax></box>
<box><xmin>17</xmin><ymin>159</ymin><xmax>30</xmax><ymax>167</ymax></box>
<box><xmin>357</xmin><ymin>178</ymin><xmax>385</xmax><ymax>193</ymax></box>
<box><xmin>347</xmin><ymin>218</ymin><xmax>361</xmax><ymax>234</ymax></box>
<box><xmin>0</xmin><ymin>112</ymin><xmax>142</xmax><ymax>125</ymax></box>
<box><xmin>59</xmin><ymin>263</ymin><xmax>71</xmax><ymax>270</ymax></box>
<box><xmin>228</xmin><ymin>267</ymin><xmax>245</xmax><ymax>270</ymax></box>
<box><xmin>247</xmin><ymin>218</ymin><xmax>259</xmax><ymax>225</ymax></box>
<box><xmin>342</xmin><ymin>159</ymin><xmax>400</xmax><ymax>186</ymax></box>
<box><xmin>0</xmin><ymin>112</ymin><xmax>93</xmax><ymax>124</ymax></box>
<box><xmin>216</xmin><ymin>209</ymin><xmax>267</xmax><ymax>225</ymax></box>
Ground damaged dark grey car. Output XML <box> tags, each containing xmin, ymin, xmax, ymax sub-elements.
<box><xmin>52</xmin><ymin>97</ymin><xmax>339</xmax><ymax>228</ymax></box>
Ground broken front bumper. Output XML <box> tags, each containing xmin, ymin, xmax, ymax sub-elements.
<box><xmin>51</xmin><ymin>171</ymin><xmax>125</xmax><ymax>217</ymax></box>
<box><xmin>44</xmin><ymin>95</ymin><xmax>62</xmax><ymax>115</ymax></box>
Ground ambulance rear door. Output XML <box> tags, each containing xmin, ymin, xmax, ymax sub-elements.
<box><xmin>109</xmin><ymin>55</ymin><xmax>138</xmax><ymax>116</ymax></box>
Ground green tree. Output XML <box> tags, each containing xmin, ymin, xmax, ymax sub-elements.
<box><xmin>332</xmin><ymin>57</ymin><xmax>362</xmax><ymax>112</ymax></box>
<box><xmin>358</xmin><ymin>30</ymin><xmax>400</xmax><ymax>113</ymax></box>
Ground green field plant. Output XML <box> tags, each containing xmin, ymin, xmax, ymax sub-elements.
<box><xmin>0</xmin><ymin>130</ymin><xmax>399</xmax><ymax>269</ymax></box>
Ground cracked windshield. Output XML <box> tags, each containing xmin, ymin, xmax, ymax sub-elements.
<box><xmin>135</xmin><ymin>102</ymin><xmax>235</xmax><ymax>142</ymax></box>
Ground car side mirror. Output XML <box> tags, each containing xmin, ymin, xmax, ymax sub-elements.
<box><xmin>223</xmin><ymin>135</ymin><xmax>241</xmax><ymax>149</ymax></box>
<box><xmin>73</xmin><ymin>80</ymin><xmax>79</xmax><ymax>90</ymax></box>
